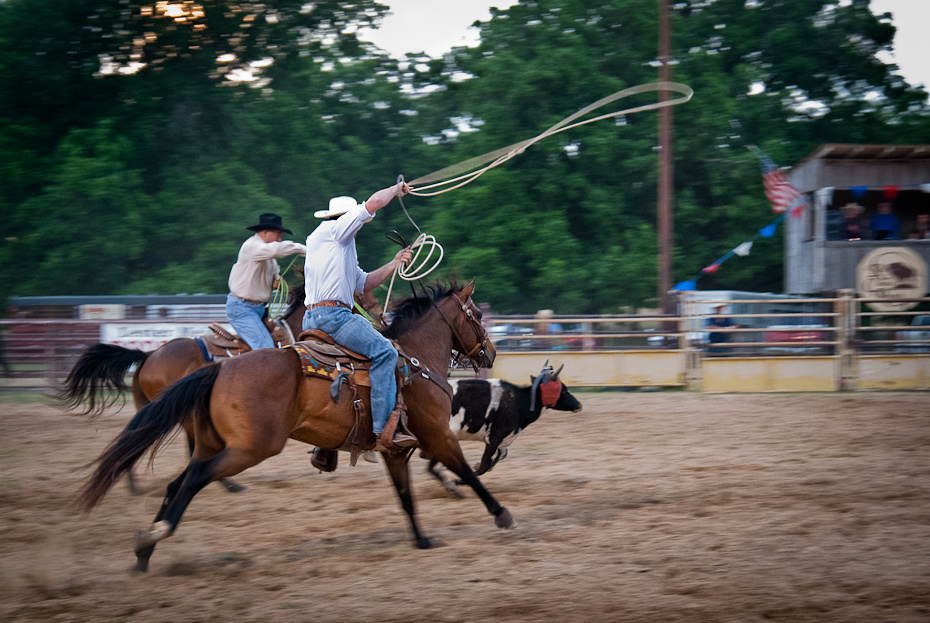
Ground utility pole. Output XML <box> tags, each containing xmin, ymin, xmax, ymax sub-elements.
<box><xmin>657</xmin><ymin>0</ymin><xmax>674</xmax><ymax>314</ymax></box>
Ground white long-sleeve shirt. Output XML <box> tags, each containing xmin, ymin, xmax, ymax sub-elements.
<box><xmin>228</xmin><ymin>234</ymin><xmax>306</xmax><ymax>302</ymax></box>
<box><xmin>304</xmin><ymin>203</ymin><xmax>373</xmax><ymax>307</ymax></box>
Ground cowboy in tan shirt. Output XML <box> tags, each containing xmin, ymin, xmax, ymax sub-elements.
<box><xmin>226</xmin><ymin>213</ymin><xmax>306</xmax><ymax>349</ymax></box>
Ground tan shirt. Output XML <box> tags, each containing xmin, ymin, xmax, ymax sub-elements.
<box><xmin>228</xmin><ymin>234</ymin><xmax>306</xmax><ymax>303</ymax></box>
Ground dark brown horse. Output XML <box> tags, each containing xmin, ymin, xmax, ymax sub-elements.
<box><xmin>60</xmin><ymin>286</ymin><xmax>309</xmax><ymax>493</ymax></box>
<box><xmin>78</xmin><ymin>280</ymin><xmax>512</xmax><ymax>572</ymax></box>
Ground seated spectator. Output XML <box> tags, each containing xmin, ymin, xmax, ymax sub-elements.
<box><xmin>870</xmin><ymin>202</ymin><xmax>901</xmax><ymax>240</ymax></box>
<box><xmin>841</xmin><ymin>203</ymin><xmax>867</xmax><ymax>240</ymax></box>
<box><xmin>909</xmin><ymin>212</ymin><xmax>930</xmax><ymax>239</ymax></box>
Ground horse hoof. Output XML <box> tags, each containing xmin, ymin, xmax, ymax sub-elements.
<box><xmin>130</xmin><ymin>559</ymin><xmax>149</xmax><ymax>575</ymax></box>
<box><xmin>222</xmin><ymin>480</ymin><xmax>246</xmax><ymax>493</ymax></box>
<box><xmin>417</xmin><ymin>537</ymin><xmax>446</xmax><ymax>549</ymax></box>
<box><xmin>134</xmin><ymin>529</ymin><xmax>156</xmax><ymax>551</ymax></box>
<box><xmin>494</xmin><ymin>508</ymin><xmax>517</xmax><ymax>530</ymax></box>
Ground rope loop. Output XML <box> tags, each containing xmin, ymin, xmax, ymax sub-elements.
<box><xmin>406</xmin><ymin>81</ymin><xmax>693</xmax><ymax>197</ymax></box>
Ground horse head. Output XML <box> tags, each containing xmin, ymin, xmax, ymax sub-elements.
<box><xmin>445</xmin><ymin>280</ymin><xmax>496</xmax><ymax>371</ymax></box>
<box><xmin>384</xmin><ymin>279</ymin><xmax>496</xmax><ymax>372</ymax></box>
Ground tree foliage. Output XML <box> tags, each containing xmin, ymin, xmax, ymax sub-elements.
<box><xmin>1</xmin><ymin>0</ymin><xmax>928</xmax><ymax>314</ymax></box>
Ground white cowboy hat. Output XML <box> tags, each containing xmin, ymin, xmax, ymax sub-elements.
<box><xmin>841</xmin><ymin>202</ymin><xmax>863</xmax><ymax>215</ymax></box>
<box><xmin>314</xmin><ymin>196</ymin><xmax>360</xmax><ymax>219</ymax></box>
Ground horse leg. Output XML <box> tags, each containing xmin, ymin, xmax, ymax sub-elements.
<box><xmin>126</xmin><ymin>379</ymin><xmax>153</xmax><ymax>496</ymax></box>
<box><xmin>133</xmin><ymin>443</ymin><xmax>275</xmax><ymax>572</ymax></box>
<box><xmin>133</xmin><ymin>465</ymin><xmax>190</xmax><ymax>572</ymax></box>
<box><xmin>426</xmin><ymin>458</ymin><xmax>465</xmax><ymax>499</ymax></box>
<box><xmin>133</xmin><ymin>449</ymin><xmax>232</xmax><ymax>572</ymax></box>
<box><xmin>425</xmin><ymin>433</ymin><xmax>517</xmax><ymax>530</ymax></box>
<box><xmin>183</xmin><ymin>432</ymin><xmax>246</xmax><ymax>493</ymax></box>
<box><xmin>381</xmin><ymin>449</ymin><xmax>443</xmax><ymax>549</ymax></box>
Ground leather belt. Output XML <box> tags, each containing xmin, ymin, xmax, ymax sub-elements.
<box><xmin>310</xmin><ymin>300</ymin><xmax>352</xmax><ymax>310</ymax></box>
<box><xmin>232</xmin><ymin>294</ymin><xmax>264</xmax><ymax>305</ymax></box>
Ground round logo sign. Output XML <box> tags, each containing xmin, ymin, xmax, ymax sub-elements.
<box><xmin>855</xmin><ymin>247</ymin><xmax>928</xmax><ymax>311</ymax></box>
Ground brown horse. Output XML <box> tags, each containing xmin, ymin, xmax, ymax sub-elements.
<box><xmin>60</xmin><ymin>285</ymin><xmax>309</xmax><ymax>493</ymax></box>
<box><xmin>78</xmin><ymin>280</ymin><xmax>512</xmax><ymax>572</ymax></box>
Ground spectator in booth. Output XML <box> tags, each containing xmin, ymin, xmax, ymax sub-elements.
<box><xmin>841</xmin><ymin>202</ymin><xmax>867</xmax><ymax>240</ymax></box>
<box><xmin>908</xmin><ymin>212</ymin><xmax>930</xmax><ymax>239</ymax></box>
<box><xmin>706</xmin><ymin>304</ymin><xmax>736</xmax><ymax>355</ymax></box>
<box><xmin>870</xmin><ymin>202</ymin><xmax>901</xmax><ymax>240</ymax></box>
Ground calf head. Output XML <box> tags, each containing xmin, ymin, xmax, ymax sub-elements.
<box><xmin>530</xmin><ymin>363</ymin><xmax>582</xmax><ymax>413</ymax></box>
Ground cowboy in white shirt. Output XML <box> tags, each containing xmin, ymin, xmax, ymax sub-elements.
<box><xmin>303</xmin><ymin>182</ymin><xmax>414</xmax><ymax>450</ymax></box>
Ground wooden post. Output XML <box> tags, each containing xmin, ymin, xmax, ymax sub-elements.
<box><xmin>657</xmin><ymin>0</ymin><xmax>674</xmax><ymax>315</ymax></box>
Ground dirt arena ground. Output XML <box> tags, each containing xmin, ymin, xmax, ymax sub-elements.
<box><xmin>1</xmin><ymin>390</ymin><xmax>929</xmax><ymax>622</ymax></box>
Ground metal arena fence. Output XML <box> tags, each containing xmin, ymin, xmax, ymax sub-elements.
<box><xmin>1</xmin><ymin>290</ymin><xmax>928</xmax><ymax>393</ymax></box>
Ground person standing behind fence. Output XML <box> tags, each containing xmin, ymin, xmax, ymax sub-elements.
<box><xmin>227</xmin><ymin>213</ymin><xmax>306</xmax><ymax>350</ymax></box>
<box><xmin>706</xmin><ymin>304</ymin><xmax>735</xmax><ymax>355</ymax></box>
<box><xmin>870</xmin><ymin>202</ymin><xmax>901</xmax><ymax>241</ymax></box>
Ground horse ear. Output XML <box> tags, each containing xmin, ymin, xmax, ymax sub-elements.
<box><xmin>460</xmin><ymin>279</ymin><xmax>476</xmax><ymax>298</ymax></box>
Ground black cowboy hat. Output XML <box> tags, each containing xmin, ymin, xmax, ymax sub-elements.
<box><xmin>246</xmin><ymin>213</ymin><xmax>292</xmax><ymax>234</ymax></box>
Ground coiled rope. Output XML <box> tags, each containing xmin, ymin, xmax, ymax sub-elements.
<box><xmin>383</xmin><ymin>191</ymin><xmax>445</xmax><ymax>312</ymax></box>
<box><xmin>267</xmin><ymin>255</ymin><xmax>300</xmax><ymax>319</ymax></box>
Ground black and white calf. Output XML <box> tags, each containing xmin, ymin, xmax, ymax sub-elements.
<box><xmin>426</xmin><ymin>364</ymin><xmax>582</xmax><ymax>495</ymax></box>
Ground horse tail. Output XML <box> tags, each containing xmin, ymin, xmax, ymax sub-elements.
<box><xmin>59</xmin><ymin>344</ymin><xmax>149</xmax><ymax>417</ymax></box>
<box><xmin>77</xmin><ymin>363</ymin><xmax>222</xmax><ymax>512</ymax></box>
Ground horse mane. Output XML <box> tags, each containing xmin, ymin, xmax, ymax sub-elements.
<box><xmin>383</xmin><ymin>282</ymin><xmax>460</xmax><ymax>339</ymax></box>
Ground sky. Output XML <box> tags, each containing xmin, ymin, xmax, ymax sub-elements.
<box><xmin>358</xmin><ymin>0</ymin><xmax>930</xmax><ymax>93</ymax></box>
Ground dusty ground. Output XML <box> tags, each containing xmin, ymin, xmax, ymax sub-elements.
<box><xmin>1</xmin><ymin>390</ymin><xmax>929</xmax><ymax>622</ymax></box>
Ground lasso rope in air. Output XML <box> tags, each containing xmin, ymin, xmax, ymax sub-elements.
<box><xmin>407</xmin><ymin>81</ymin><xmax>693</xmax><ymax>197</ymax></box>
<box><xmin>381</xmin><ymin>81</ymin><xmax>693</xmax><ymax>311</ymax></box>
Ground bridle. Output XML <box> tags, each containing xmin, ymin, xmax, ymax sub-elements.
<box><xmin>431</xmin><ymin>291</ymin><xmax>493</xmax><ymax>372</ymax></box>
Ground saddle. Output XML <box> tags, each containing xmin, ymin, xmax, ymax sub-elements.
<box><xmin>288</xmin><ymin>330</ymin><xmax>418</xmax><ymax>468</ymax></box>
<box><xmin>200</xmin><ymin>321</ymin><xmax>289</xmax><ymax>360</ymax></box>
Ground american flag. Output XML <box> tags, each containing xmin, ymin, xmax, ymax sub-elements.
<box><xmin>750</xmin><ymin>146</ymin><xmax>803</xmax><ymax>214</ymax></box>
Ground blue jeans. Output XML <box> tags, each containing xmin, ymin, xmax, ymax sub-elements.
<box><xmin>226</xmin><ymin>294</ymin><xmax>274</xmax><ymax>350</ymax></box>
<box><xmin>303</xmin><ymin>307</ymin><xmax>398</xmax><ymax>433</ymax></box>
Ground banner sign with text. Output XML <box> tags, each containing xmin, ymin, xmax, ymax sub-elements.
<box><xmin>100</xmin><ymin>323</ymin><xmax>231</xmax><ymax>352</ymax></box>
